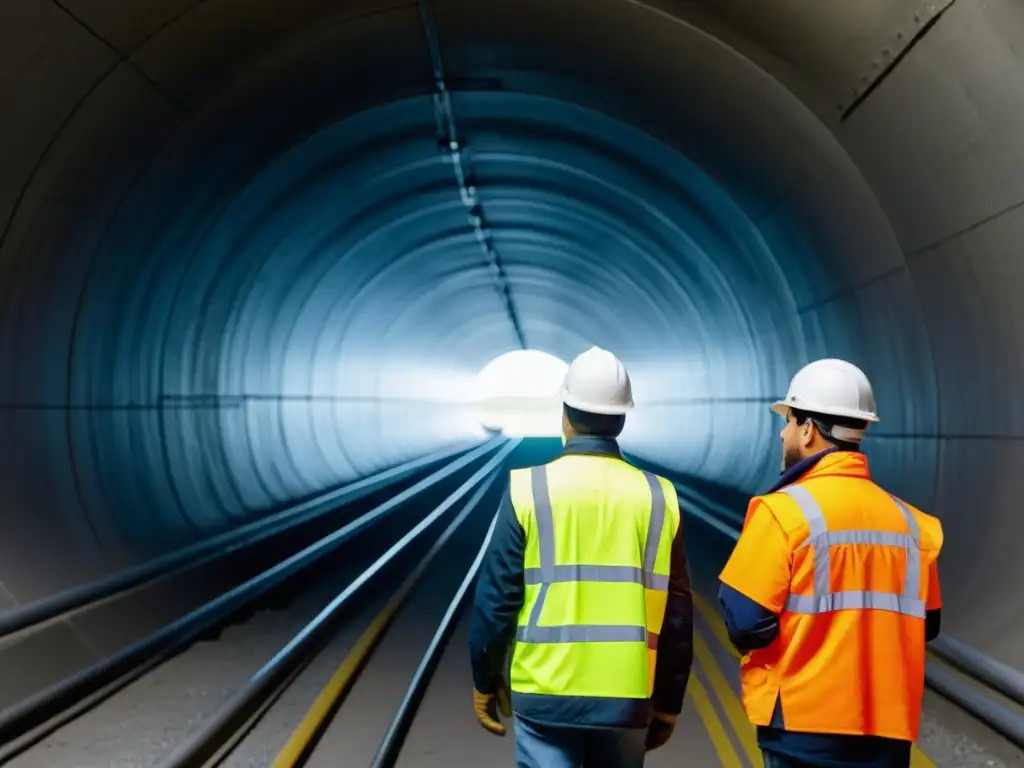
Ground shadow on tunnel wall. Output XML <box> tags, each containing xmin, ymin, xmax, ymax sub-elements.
<box><xmin>0</xmin><ymin>0</ymin><xmax>1023</xmax><ymax>680</ymax></box>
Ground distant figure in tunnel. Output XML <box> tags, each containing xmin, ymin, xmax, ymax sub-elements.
<box><xmin>718</xmin><ymin>359</ymin><xmax>944</xmax><ymax>768</ymax></box>
<box><xmin>468</xmin><ymin>346</ymin><xmax>694</xmax><ymax>768</ymax></box>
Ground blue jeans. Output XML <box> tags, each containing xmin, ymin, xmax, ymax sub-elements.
<box><xmin>762</xmin><ymin>747</ymin><xmax>912</xmax><ymax>768</ymax></box>
<box><xmin>513</xmin><ymin>714</ymin><xmax>647</xmax><ymax>768</ymax></box>
<box><xmin>763</xmin><ymin>753</ymin><xmax>813</xmax><ymax>768</ymax></box>
<box><xmin>761</xmin><ymin>753</ymin><xmax>913</xmax><ymax>768</ymax></box>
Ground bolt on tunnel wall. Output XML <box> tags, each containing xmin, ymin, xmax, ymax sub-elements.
<box><xmin>0</xmin><ymin>0</ymin><xmax>1023</xmax><ymax>682</ymax></box>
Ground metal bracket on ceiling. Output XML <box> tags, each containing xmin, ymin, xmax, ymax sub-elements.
<box><xmin>416</xmin><ymin>0</ymin><xmax>528</xmax><ymax>351</ymax></box>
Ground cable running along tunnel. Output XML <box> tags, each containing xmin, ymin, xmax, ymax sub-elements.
<box><xmin>1</xmin><ymin>0</ymin><xmax>1023</xmax><ymax>763</ymax></box>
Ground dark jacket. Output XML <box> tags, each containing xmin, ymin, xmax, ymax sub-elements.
<box><xmin>719</xmin><ymin>448</ymin><xmax>940</xmax><ymax>766</ymax></box>
<box><xmin>469</xmin><ymin>435</ymin><xmax>694</xmax><ymax>728</ymax></box>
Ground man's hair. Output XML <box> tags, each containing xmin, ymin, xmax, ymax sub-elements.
<box><xmin>791</xmin><ymin>408</ymin><xmax>867</xmax><ymax>453</ymax></box>
<box><xmin>564</xmin><ymin>403</ymin><xmax>626</xmax><ymax>438</ymax></box>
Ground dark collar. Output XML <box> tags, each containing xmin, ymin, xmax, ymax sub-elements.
<box><xmin>766</xmin><ymin>447</ymin><xmax>838</xmax><ymax>494</ymax></box>
<box><xmin>560</xmin><ymin>435</ymin><xmax>623</xmax><ymax>459</ymax></box>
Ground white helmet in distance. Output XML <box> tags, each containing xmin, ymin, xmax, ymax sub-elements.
<box><xmin>771</xmin><ymin>358</ymin><xmax>880</xmax><ymax>425</ymax></box>
<box><xmin>560</xmin><ymin>346</ymin><xmax>634</xmax><ymax>415</ymax></box>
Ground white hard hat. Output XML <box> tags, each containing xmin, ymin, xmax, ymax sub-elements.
<box><xmin>560</xmin><ymin>346</ymin><xmax>634</xmax><ymax>415</ymax></box>
<box><xmin>771</xmin><ymin>358</ymin><xmax>879</xmax><ymax>438</ymax></box>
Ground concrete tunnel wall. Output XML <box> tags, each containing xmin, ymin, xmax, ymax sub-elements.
<box><xmin>0</xmin><ymin>0</ymin><xmax>1021</xmax><ymax>677</ymax></box>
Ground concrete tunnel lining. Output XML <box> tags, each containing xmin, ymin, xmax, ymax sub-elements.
<box><xmin>0</xmin><ymin>0</ymin><xmax>1023</xmax><ymax>691</ymax></box>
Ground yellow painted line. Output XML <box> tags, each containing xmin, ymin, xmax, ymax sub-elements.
<box><xmin>911</xmin><ymin>744</ymin><xmax>937</xmax><ymax>766</ymax></box>
<box><xmin>693</xmin><ymin>590</ymin><xmax>740</xmax><ymax>659</ymax></box>
<box><xmin>695</xmin><ymin>631</ymin><xmax>764</xmax><ymax>767</ymax></box>
<box><xmin>688</xmin><ymin>676</ymin><xmax>744</xmax><ymax>768</ymax></box>
<box><xmin>272</xmin><ymin>584</ymin><xmax>413</xmax><ymax>768</ymax></box>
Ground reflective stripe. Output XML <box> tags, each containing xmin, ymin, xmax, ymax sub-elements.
<box><xmin>641</xmin><ymin>471</ymin><xmax>666</xmax><ymax>584</ymax></box>
<box><xmin>524</xmin><ymin>565</ymin><xmax>669</xmax><ymax>591</ymax></box>
<box><xmin>795</xmin><ymin>529</ymin><xmax>916</xmax><ymax>550</ymax></box>
<box><xmin>889</xmin><ymin>494</ymin><xmax>921</xmax><ymax>604</ymax></box>
<box><xmin>783</xmin><ymin>485</ymin><xmax>831</xmax><ymax>600</ymax></box>
<box><xmin>517</xmin><ymin>465</ymin><xmax>667</xmax><ymax>644</ymax></box>
<box><xmin>525</xmin><ymin>466</ymin><xmax>554</xmax><ymax>636</ymax></box>
<box><xmin>779</xmin><ymin>484</ymin><xmax>924</xmax><ymax>618</ymax></box>
<box><xmin>516</xmin><ymin>625</ymin><xmax>648</xmax><ymax>643</ymax></box>
<box><xmin>786</xmin><ymin>591</ymin><xmax>926</xmax><ymax>618</ymax></box>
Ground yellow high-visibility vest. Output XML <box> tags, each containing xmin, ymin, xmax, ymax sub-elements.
<box><xmin>508</xmin><ymin>453</ymin><xmax>680</xmax><ymax>701</ymax></box>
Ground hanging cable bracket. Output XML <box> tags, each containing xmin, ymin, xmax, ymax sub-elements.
<box><xmin>417</xmin><ymin>0</ymin><xmax>528</xmax><ymax>350</ymax></box>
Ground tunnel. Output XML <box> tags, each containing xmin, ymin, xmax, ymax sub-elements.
<box><xmin>0</xmin><ymin>0</ymin><xmax>1022</xmax><ymax>763</ymax></box>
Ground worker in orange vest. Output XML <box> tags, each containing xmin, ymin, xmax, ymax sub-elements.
<box><xmin>718</xmin><ymin>358</ymin><xmax>943</xmax><ymax>767</ymax></box>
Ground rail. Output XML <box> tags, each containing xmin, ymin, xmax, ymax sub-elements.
<box><xmin>927</xmin><ymin>635</ymin><xmax>1024</xmax><ymax>708</ymax></box>
<box><xmin>0</xmin><ymin>437</ymin><xmax>508</xmax><ymax>760</ymax></box>
<box><xmin>369</xmin><ymin>506</ymin><xmax>498</xmax><ymax>768</ymax></box>
<box><xmin>154</xmin><ymin>438</ymin><xmax>520</xmax><ymax>767</ymax></box>
<box><xmin>635</xmin><ymin>458</ymin><xmax>1024</xmax><ymax>750</ymax></box>
<box><xmin>0</xmin><ymin>439</ymin><xmax>489</xmax><ymax>641</ymax></box>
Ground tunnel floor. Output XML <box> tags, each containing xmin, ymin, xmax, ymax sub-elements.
<box><xmin>2</xmin><ymin>442</ymin><xmax>1020</xmax><ymax>768</ymax></box>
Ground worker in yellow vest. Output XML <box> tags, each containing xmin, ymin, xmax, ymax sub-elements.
<box><xmin>719</xmin><ymin>358</ymin><xmax>944</xmax><ymax>767</ymax></box>
<box><xmin>468</xmin><ymin>346</ymin><xmax>694</xmax><ymax>767</ymax></box>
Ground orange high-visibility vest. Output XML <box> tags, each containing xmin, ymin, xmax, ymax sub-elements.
<box><xmin>721</xmin><ymin>452</ymin><xmax>943</xmax><ymax>741</ymax></box>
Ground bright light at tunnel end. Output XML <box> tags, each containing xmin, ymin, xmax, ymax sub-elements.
<box><xmin>472</xmin><ymin>350</ymin><xmax>569</xmax><ymax>437</ymax></box>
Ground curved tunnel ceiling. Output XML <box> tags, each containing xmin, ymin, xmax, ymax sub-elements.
<box><xmin>1</xmin><ymin>0</ymin><xmax>1023</xmax><ymax>671</ymax></box>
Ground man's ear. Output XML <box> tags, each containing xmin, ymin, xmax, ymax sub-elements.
<box><xmin>801</xmin><ymin>420</ymin><xmax>816</xmax><ymax>448</ymax></box>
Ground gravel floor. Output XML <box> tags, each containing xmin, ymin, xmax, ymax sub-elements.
<box><xmin>918</xmin><ymin>689</ymin><xmax>1024</xmax><ymax>767</ymax></box>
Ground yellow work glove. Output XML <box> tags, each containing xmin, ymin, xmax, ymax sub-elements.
<box><xmin>645</xmin><ymin>711</ymin><xmax>677</xmax><ymax>751</ymax></box>
<box><xmin>473</xmin><ymin>681</ymin><xmax>512</xmax><ymax>736</ymax></box>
